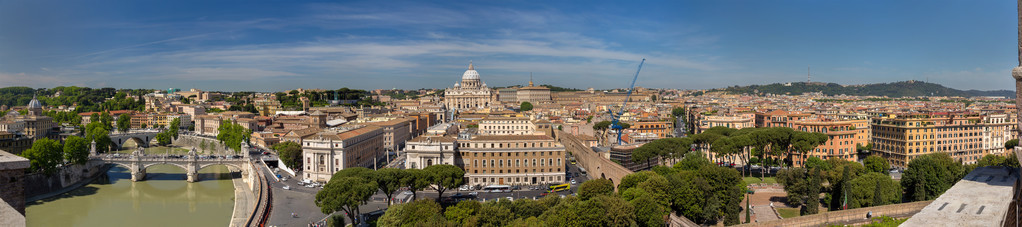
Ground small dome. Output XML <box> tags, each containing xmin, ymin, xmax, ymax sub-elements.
<box><xmin>461</xmin><ymin>62</ymin><xmax>480</xmax><ymax>80</ymax></box>
<box><xmin>27</xmin><ymin>94</ymin><xmax>42</xmax><ymax>109</ymax></box>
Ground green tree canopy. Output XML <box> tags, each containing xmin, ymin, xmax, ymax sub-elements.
<box><xmin>578</xmin><ymin>179</ymin><xmax>615</xmax><ymax>200</ymax></box>
<box><xmin>116</xmin><ymin>113</ymin><xmax>131</xmax><ymax>132</ymax></box>
<box><xmin>370</xmin><ymin>168</ymin><xmax>406</xmax><ymax>207</ymax></box>
<box><xmin>901</xmin><ymin>153</ymin><xmax>964</xmax><ymax>202</ymax></box>
<box><xmin>1006</xmin><ymin>139</ymin><xmax>1019</xmax><ymax>150</ymax></box>
<box><xmin>216</xmin><ymin>119</ymin><xmax>252</xmax><ymax>153</ymax></box>
<box><xmin>63</xmin><ymin>136</ymin><xmax>90</xmax><ymax>165</ymax></box>
<box><xmin>21</xmin><ymin>138</ymin><xmax>64</xmax><ymax>174</ymax></box>
<box><xmin>520</xmin><ymin>102</ymin><xmax>533</xmax><ymax>111</ymax></box>
<box><xmin>863</xmin><ymin>155</ymin><xmax>890</xmax><ymax>175</ymax></box>
<box><xmin>423</xmin><ymin>164</ymin><xmax>465</xmax><ymax>199</ymax></box>
<box><xmin>402</xmin><ymin>168</ymin><xmax>432</xmax><ymax>200</ymax></box>
<box><xmin>847</xmin><ymin>172</ymin><xmax>901</xmax><ymax>209</ymax></box>
<box><xmin>377</xmin><ymin>199</ymin><xmax>447</xmax><ymax>227</ymax></box>
<box><xmin>169</xmin><ymin>117</ymin><xmax>180</xmax><ymax>139</ymax></box>
<box><xmin>315</xmin><ymin>176</ymin><xmax>377</xmax><ymax>226</ymax></box>
<box><xmin>272</xmin><ymin>141</ymin><xmax>303</xmax><ymax>171</ymax></box>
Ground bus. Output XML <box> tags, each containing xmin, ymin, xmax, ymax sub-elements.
<box><xmin>482</xmin><ymin>185</ymin><xmax>512</xmax><ymax>193</ymax></box>
<box><xmin>549</xmin><ymin>183</ymin><xmax>570</xmax><ymax>192</ymax></box>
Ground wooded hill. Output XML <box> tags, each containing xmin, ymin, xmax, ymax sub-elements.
<box><xmin>714</xmin><ymin>81</ymin><xmax>1013</xmax><ymax>98</ymax></box>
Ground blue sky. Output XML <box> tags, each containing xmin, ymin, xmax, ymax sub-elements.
<box><xmin>0</xmin><ymin>0</ymin><xmax>1017</xmax><ymax>92</ymax></box>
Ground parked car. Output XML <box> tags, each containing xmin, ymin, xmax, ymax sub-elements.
<box><xmin>570</xmin><ymin>179</ymin><xmax>577</xmax><ymax>185</ymax></box>
<box><xmin>459</xmin><ymin>185</ymin><xmax>470</xmax><ymax>191</ymax></box>
<box><xmin>282</xmin><ymin>185</ymin><xmax>291</xmax><ymax>190</ymax></box>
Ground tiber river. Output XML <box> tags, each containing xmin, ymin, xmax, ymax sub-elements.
<box><xmin>25</xmin><ymin>165</ymin><xmax>236</xmax><ymax>227</ymax></box>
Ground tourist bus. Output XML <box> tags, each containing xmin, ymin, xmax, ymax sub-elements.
<box><xmin>482</xmin><ymin>185</ymin><xmax>512</xmax><ymax>192</ymax></box>
<box><xmin>549</xmin><ymin>183</ymin><xmax>570</xmax><ymax>192</ymax></box>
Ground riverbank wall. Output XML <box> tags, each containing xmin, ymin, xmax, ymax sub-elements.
<box><xmin>173</xmin><ymin>134</ymin><xmax>234</xmax><ymax>155</ymax></box>
<box><xmin>23</xmin><ymin>160</ymin><xmax>106</xmax><ymax>200</ymax></box>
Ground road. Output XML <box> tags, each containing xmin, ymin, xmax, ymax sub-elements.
<box><xmin>259</xmin><ymin>155</ymin><xmax>591</xmax><ymax>226</ymax></box>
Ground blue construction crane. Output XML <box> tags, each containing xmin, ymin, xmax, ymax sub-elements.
<box><xmin>610</xmin><ymin>59</ymin><xmax>645</xmax><ymax>145</ymax></box>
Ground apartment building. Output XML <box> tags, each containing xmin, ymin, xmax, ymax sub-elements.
<box><xmin>459</xmin><ymin>135</ymin><xmax>566</xmax><ymax>186</ymax></box>
<box><xmin>873</xmin><ymin>112</ymin><xmax>985</xmax><ymax>168</ymax></box>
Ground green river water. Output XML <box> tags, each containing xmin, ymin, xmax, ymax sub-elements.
<box><xmin>25</xmin><ymin>165</ymin><xmax>236</xmax><ymax>227</ymax></box>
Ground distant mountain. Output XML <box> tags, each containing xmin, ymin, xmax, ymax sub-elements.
<box><xmin>713</xmin><ymin>81</ymin><xmax>1014</xmax><ymax>98</ymax></box>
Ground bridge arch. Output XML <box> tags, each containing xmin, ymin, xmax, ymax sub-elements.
<box><xmin>143</xmin><ymin>162</ymin><xmax>190</xmax><ymax>172</ymax></box>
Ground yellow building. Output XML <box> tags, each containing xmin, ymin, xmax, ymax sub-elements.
<box><xmin>873</xmin><ymin>112</ymin><xmax>983</xmax><ymax>168</ymax></box>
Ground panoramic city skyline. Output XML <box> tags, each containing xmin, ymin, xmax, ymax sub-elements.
<box><xmin>1</xmin><ymin>0</ymin><xmax>1018</xmax><ymax>91</ymax></box>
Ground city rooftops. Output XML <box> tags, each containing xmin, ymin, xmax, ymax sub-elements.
<box><xmin>902</xmin><ymin>166</ymin><xmax>1017</xmax><ymax>226</ymax></box>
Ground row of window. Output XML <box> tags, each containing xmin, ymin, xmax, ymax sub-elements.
<box><xmin>468</xmin><ymin>151</ymin><xmax>561</xmax><ymax>157</ymax></box>
<box><xmin>469</xmin><ymin>158</ymin><xmax>562</xmax><ymax>168</ymax></box>
<box><xmin>472</xmin><ymin>175</ymin><xmax>562</xmax><ymax>184</ymax></box>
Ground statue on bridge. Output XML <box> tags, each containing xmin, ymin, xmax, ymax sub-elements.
<box><xmin>132</xmin><ymin>146</ymin><xmax>145</xmax><ymax>157</ymax></box>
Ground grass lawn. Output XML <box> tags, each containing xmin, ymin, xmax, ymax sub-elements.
<box><xmin>743</xmin><ymin>176</ymin><xmax>778</xmax><ymax>185</ymax></box>
<box><xmin>776</xmin><ymin>207</ymin><xmax>800</xmax><ymax>218</ymax></box>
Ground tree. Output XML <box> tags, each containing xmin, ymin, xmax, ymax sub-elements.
<box><xmin>402</xmin><ymin>168</ymin><xmax>432</xmax><ymax>200</ymax></box>
<box><xmin>20</xmin><ymin>138</ymin><xmax>64</xmax><ymax>174</ymax></box>
<box><xmin>631</xmin><ymin>191</ymin><xmax>668</xmax><ymax>227</ymax></box>
<box><xmin>424</xmin><ymin>164</ymin><xmax>464</xmax><ymax>199</ymax></box>
<box><xmin>156</xmin><ymin>131</ymin><xmax>172</xmax><ymax>146</ymax></box>
<box><xmin>671</xmin><ymin>107</ymin><xmax>685</xmax><ymax>117</ymax></box>
<box><xmin>377</xmin><ymin>199</ymin><xmax>446</xmax><ymax>226</ymax></box>
<box><xmin>327</xmin><ymin>214</ymin><xmax>345</xmax><ymax>227</ymax></box>
<box><xmin>777</xmin><ymin>167</ymin><xmax>823</xmax><ymax>215</ymax></box>
<box><xmin>1006</xmin><ymin>139</ymin><xmax>1019</xmax><ymax>150</ymax></box>
<box><xmin>315</xmin><ymin>176</ymin><xmax>377</xmax><ymax>226</ymax></box>
<box><xmin>169</xmin><ymin>117</ymin><xmax>181</xmax><ymax>139</ymax></box>
<box><xmin>63</xmin><ymin>136</ymin><xmax>90</xmax><ymax>165</ymax></box>
<box><xmin>371</xmin><ymin>168</ymin><xmax>406</xmax><ymax>207</ymax></box>
<box><xmin>445</xmin><ymin>200</ymin><xmax>481</xmax><ymax>224</ymax></box>
<box><xmin>117</xmin><ymin>113</ymin><xmax>131</xmax><ymax>132</ymax></box>
<box><xmin>540</xmin><ymin>196</ymin><xmax>636</xmax><ymax>226</ymax></box>
<box><xmin>217</xmin><ymin>119</ymin><xmax>252</xmax><ymax>153</ymax></box>
<box><xmin>863</xmin><ymin>155</ymin><xmax>890</xmax><ymax>175</ymax></box>
<box><xmin>99</xmin><ymin>112</ymin><xmax>113</xmax><ymax>131</ymax></box>
<box><xmin>593</xmin><ymin>121</ymin><xmax>612</xmax><ymax>131</ymax></box>
<box><xmin>847</xmin><ymin>172</ymin><xmax>901</xmax><ymax>209</ymax></box>
<box><xmin>901</xmin><ymin>153</ymin><xmax>964</xmax><ymax>201</ymax></box>
<box><xmin>85</xmin><ymin>121</ymin><xmax>112</xmax><ymax>153</ymax></box>
<box><xmin>520</xmin><ymin>102</ymin><xmax>533</xmax><ymax>111</ymax></box>
<box><xmin>273</xmin><ymin>141</ymin><xmax>303</xmax><ymax>171</ymax></box>
<box><xmin>578</xmin><ymin>179</ymin><xmax>614</xmax><ymax>200</ymax></box>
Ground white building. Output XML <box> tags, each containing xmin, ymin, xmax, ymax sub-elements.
<box><xmin>403</xmin><ymin>136</ymin><xmax>459</xmax><ymax>169</ymax></box>
<box><xmin>982</xmin><ymin>113</ymin><xmax>1017</xmax><ymax>156</ymax></box>
<box><xmin>478</xmin><ymin>116</ymin><xmax>538</xmax><ymax>135</ymax></box>
<box><xmin>444</xmin><ymin>62</ymin><xmax>493</xmax><ymax>110</ymax></box>
<box><xmin>301</xmin><ymin>126</ymin><xmax>385</xmax><ymax>182</ymax></box>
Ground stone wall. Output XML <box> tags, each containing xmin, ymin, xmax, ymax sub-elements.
<box><xmin>173</xmin><ymin>134</ymin><xmax>233</xmax><ymax>155</ymax></box>
<box><xmin>735</xmin><ymin>200</ymin><xmax>933</xmax><ymax>227</ymax></box>
<box><xmin>555</xmin><ymin>130</ymin><xmax>633</xmax><ymax>188</ymax></box>
<box><xmin>23</xmin><ymin>160</ymin><xmax>105</xmax><ymax>199</ymax></box>
<box><xmin>0</xmin><ymin>168</ymin><xmax>26</xmax><ymax>215</ymax></box>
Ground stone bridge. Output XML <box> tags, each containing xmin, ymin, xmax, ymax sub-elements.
<box><xmin>92</xmin><ymin>147</ymin><xmax>251</xmax><ymax>182</ymax></box>
<box><xmin>109</xmin><ymin>130</ymin><xmax>160</xmax><ymax>150</ymax></box>
<box><xmin>555</xmin><ymin>130</ymin><xmax>633</xmax><ymax>188</ymax></box>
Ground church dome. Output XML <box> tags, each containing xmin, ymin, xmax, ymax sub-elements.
<box><xmin>27</xmin><ymin>94</ymin><xmax>42</xmax><ymax>109</ymax></box>
<box><xmin>461</xmin><ymin>62</ymin><xmax>480</xmax><ymax>80</ymax></box>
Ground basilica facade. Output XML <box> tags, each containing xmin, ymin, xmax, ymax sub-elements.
<box><xmin>444</xmin><ymin>62</ymin><xmax>493</xmax><ymax>110</ymax></box>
